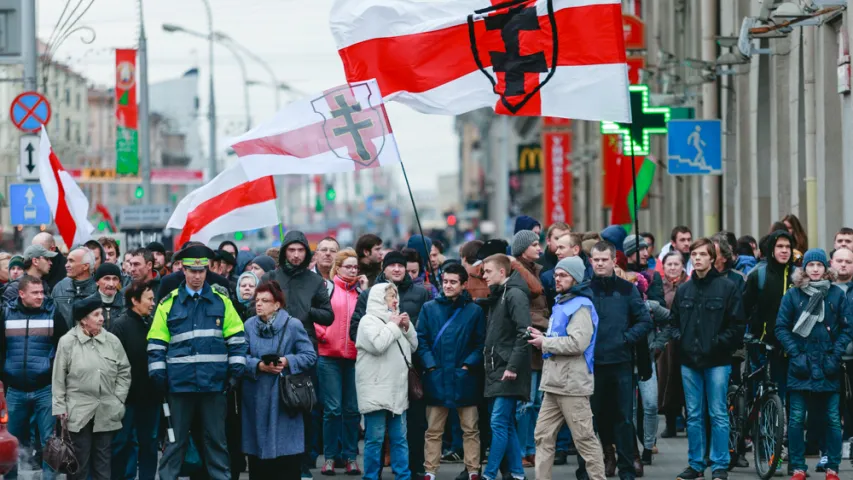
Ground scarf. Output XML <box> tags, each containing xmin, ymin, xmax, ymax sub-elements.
<box><xmin>237</xmin><ymin>271</ymin><xmax>259</xmax><ymax>305</ymax></box>
<box><xmin>793</xmin><ymin>279</ymin><xmax>831</xmax><ymax>338</ymax></box>
<box><xmin>99</xmin><ymin>291</ymin><xmax>116</xmax><ymax>304</ymax></box>
<box><xmin>256</xmin><ymin>309</ymin><xmax>283</xmax><ymax>338</ymax></box>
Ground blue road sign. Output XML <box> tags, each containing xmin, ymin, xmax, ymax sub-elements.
<box><xmin>10</xmin><ymin>184</ymin><xmax>51</xmax><ymax>225</ymax></box>
<box><xmin>10</xmin><ymin>91</ymin><xmax>51</xmax><ymax>133</ymax></box>
<box><xmin>667</xmin><ymin>119</ymin><xmax>722</xmax><ymax>175</ymax></box>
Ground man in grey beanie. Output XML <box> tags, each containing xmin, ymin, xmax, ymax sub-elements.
<box><xmin>512</xmin><ymin>230</ymin><xmax>541</xmax><ymax>258</ymax></box>
<box><xmin>528</xmin><ymin>255</ymin><xmax>604</xmax><ymax>480</ymax></box>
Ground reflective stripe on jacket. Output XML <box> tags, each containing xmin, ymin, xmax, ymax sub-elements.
<box><xmin>147</xmin><ymin>283</ymin><xmax>247</xmax><ymax>393</ymax></box>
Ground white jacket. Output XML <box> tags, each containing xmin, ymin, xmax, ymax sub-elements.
<box><xmin>355</xmin><ymin>283</ymin><xmax>418</xmax><ymax>415</ymax></box>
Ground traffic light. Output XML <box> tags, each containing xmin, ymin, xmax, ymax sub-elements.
<box><xmin>234</xmin><ymin>231</ymin><xmax>244</xmax><ymax>241</ymax></box>
<box><xmin>325</xmin><ymin>185</ymin><xmax>336</xmax><ymax>202</ymax></box>
<box><xmin>315</xmin><ymin>196</ymin><xmax>324</xmax><ymax>213</ymax></box>
<box><xmin>98</xmin><ymin>221</ymin><xmax>108</xmax><ymax>231</ymax></box>
<box><xmin>134</xmin><ymin>186</ymin><xmax>144</xmax><ymax>199</ymax></box>
<box><xmin>446</xmin><ymin>213</ymin><xmax>457</xmax><ymax>227</ymax></box>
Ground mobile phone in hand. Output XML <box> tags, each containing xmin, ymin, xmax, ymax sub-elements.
<box><xmin>261</xmin><ymin>354</ymin><xmax>280</xmax><ymax>365</ymax></box>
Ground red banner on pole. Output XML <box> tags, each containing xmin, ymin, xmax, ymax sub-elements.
<box><xmin>115</xmin><ymin>49</ymin><xmax>139</xmax><ymax>175</ymax></box>
<box><xmin>542</xmin><ymin>128</ymin><xmax>573</xmax><ymax>226</ymax></box>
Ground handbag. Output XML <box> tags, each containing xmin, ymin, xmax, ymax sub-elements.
<box><xmin>396</xmin><ymin>339</ymin><xmax>423</xmax><ymax>401</ymax></box>
<box><xmin>273</xmin><ymin>316</ymin><xmax>317</xmax><ymax>414</ymax></box>
<box><xmin>43</xmin><ymin>417</ymin><xmax>79</xmax><ymax>475</ymax></box>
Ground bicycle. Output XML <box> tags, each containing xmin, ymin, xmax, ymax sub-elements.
<box><xmin>727</xmin><ymin>334</ymin><xmax>786</xmax><ymax>479</ymax></box>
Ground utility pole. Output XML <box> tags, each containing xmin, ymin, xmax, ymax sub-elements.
<box><xmin>202</xmin><ymin>0</ymin><xmax>218</xmax><ymax>179</ymax></box>
<box><xmin>21</xmin><ymin>0</ymin><xmax>38</xmax><ymax>246</ymax></box>
<box><xmin>138</xmin><ymin>0</ymin><xmax>152</xmax><ymax>204</ymax></box>
<box><xmin>701</xmin><ymin>0</ymin><xmax>719</xmax><ymax>236</ymax></box>
<box><xmin>494</xmin><ymin>116</ymin><xmax>510</xmax><ymax>239</ymax></box>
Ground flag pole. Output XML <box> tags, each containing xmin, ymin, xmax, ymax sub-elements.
<box><xmin>399</xmin><ymin>161</ymin><xmax>435</xmax><ymax>279</ymax></box>
<box><xmin>629</xmin><ymin>139</ymin><xmax>641</xmax><ymax>268</ymax></box>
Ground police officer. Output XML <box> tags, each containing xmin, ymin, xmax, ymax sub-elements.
<box><xmin>147</xmin><ymin>245</ymin><xmax>247</xmax><ymax>480</ymax></box>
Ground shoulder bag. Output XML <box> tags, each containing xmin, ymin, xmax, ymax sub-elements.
<box><xmin>43</xmin><ymin>416</ymin><xmax>79</xmax><ymax>475</ymax></box>
<box><xmin>273</xmin><ymin>316</ymin><xmax>317</xmax><ymax>415</ymax></box>
<box><xmin>395</xmin><ymin>330</ymin><xmax>423</xmax><ymax>401</ymax></box>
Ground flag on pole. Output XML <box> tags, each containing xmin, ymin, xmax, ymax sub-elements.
<box><xmin>330</xmin><ymin>0</ymin><xmax>631</xmax><ymax>122</ymax></box>
<box><xmin>168</xmin><ymin>163</ymin><xmax>279</xmax><ymax>247</ymax></box>
<box><xmin>229</xmin><ymin>79</ymin><xmax>401</xmax><ymax>180</ymax></box>
<box><xmin>38</xmin><ymin>127</ymin><xmax>94</xmax><ymax>247</ymax></box>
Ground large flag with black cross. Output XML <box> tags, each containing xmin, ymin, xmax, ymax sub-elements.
<box><xmin>330</xmin><ymin>0</ymin><xmax>632</xmax><ymax>122</ymax></box>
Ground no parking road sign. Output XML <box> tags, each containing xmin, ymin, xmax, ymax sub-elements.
<box><xmin>10</xmin><ymin>91</ymin><xmax>51</xmax><ymax>133</ymax></box>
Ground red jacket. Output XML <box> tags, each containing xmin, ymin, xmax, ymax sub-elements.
<box><xmin>315</xmin><ymin>275</ymin><xmax>360</xmax><ymax>360</ymax></box>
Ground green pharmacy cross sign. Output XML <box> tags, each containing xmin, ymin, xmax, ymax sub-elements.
<box><xmin>600</xmin><ymin>84</ymin><xmax>671</xmax><ymax>156</ymax></box>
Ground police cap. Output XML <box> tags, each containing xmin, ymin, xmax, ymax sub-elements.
<box><xmin>174</xmin><ymin>245</ymin><xmax>216</xmax><ymax>271</ymax></box>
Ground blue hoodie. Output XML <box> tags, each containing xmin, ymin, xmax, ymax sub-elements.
<box><xmin>600</xmin><ymin>225</ymin><xmax>628</xmax><ymax>252</ymax></box>
<box><xmin>514</xmin><ymin>215</ymin><xmax>541</xmax><ymax>234</ymax></box>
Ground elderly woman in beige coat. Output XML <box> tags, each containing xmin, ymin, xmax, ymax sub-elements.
<box><xmin>52</xmin><ymin>296</ymin><xmax>131</xmax><ymax>480</ymax></box>
<box><xmin>355</xmin><ymin>282</ymin><xmax>418</xmax><ymax>480</ymax></box>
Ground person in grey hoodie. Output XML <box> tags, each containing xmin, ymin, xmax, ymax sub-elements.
<box><xmin>52</xmin><ymin>247</ymin><xmax>97</xmax><ymax>329</ymax></box>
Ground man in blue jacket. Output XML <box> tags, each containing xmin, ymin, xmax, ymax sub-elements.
<box><xmin>417</xmin><ymin>263</ymin><xmax>486</xmax><ymax>480</ymax></box>
<box><xmin>1</xmin><ymin>275</ymin><xmax>68</xmax><ymax>480</ymax></box>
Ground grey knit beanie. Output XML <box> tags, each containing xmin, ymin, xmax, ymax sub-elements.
<box><xmin>511</xmin><ymin>230</ymin><xmax>540</xmax><ymax>257</ymax></box>
<box><xmin>555</xmin><ymin>256</ymin><xmax>586</xmax><ymax>284</ymax></box>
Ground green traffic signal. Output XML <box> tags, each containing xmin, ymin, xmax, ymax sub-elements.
<box><xmin>325</xmin><ymin>187</ymin><xmax>337</xmax><ymax>202</ymax></box>
<box><xmin>315</xmin><ymin>196</ymin><xmax>324</xmax><ymax>212</ymax></box>
<box><xmin>98</xmin><ymin>221</ymin><xmax>107</xmax><ymax>231</ymax></box>
<box><xmin>234</xmin><ymin>231</ymin><xmax>244</xmax><ymax>241</ymax></box>
<box><xmin>134</xmin><ymin>186</ymin><xmax>144</xmax><ymax>199</ymax></box>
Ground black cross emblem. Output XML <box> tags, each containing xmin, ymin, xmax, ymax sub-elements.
<box><xmin>485</xmin><ymin>6</ymin><xmax>548</xmax><ymax>97</ymax></box>
<box><xmin>330</xmin><ymin>94</ymin><xmax>374</xmax><ymax>162</ymax></box>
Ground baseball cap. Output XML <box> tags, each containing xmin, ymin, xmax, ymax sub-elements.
<box><xmin>24</xmin><ymin>245</ymin><xmax>58</xmax><ymax>261</ymax></box>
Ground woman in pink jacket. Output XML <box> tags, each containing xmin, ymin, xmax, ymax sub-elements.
<box><xmin>315</xmin><ymin>248</ymin><xmax>369</xmax><ymax>475</ymax></box>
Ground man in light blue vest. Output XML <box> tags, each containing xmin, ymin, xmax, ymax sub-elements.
<box><xmin>528</xmin><ymin>257</ymin><xmax>604</xmax><ymax>480</ymax></box>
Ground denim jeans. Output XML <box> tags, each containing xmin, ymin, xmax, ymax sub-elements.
<box><xmin>788</xmin><ymin>391</ymin><xmax>842</xmax><ymax>472</ymax></box>
<box><xmin>682</xmin><ymin>365</ymin><xmax>731</xmax><ymax>472</ymax></box>
<box><xmin>515</xmin><ymin>370</ymin><xmax>542</xmax><ymax>457</ymax></box>
<box><xmin>6</xmin><ymin>386</ymin><xmax>55</xmax><ymax>480</ymax></box>
<box><xmin>363</xmin><ymin>410</ymin><xmax>410</xmax><ymax>480</ymax></box>
<box><xmin>318</xmin><ymin>356</ymin><xmax>360</xmax><ymax>461</ymax></box>
<box><xmin>635</xmin><ymin>363</ymin><xmax>659</xmax><ymax>450</ymax></box>
<box><xmin>110</xmin><ymin>402</ymin><xmax>161</xmax><ymax>480</ymax></box>
<box><xmin>484</xmin><ymin>397</ymin><xmax>524</xmax><ymax>480</ymax></box>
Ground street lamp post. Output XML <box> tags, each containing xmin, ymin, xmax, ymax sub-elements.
<box><xmin>201</xmin><ymin>0</ymin><xmax>217</xmax><ymax>179</ymax></box>
<box><xmin>215</xmin><ymin>33</ymin><xmax>282</xmax><ymax>110</ymax></box>
<box><xmin>163</xmin><ymin>24</ymin><xmax>252</xmax><ymax>131</ymax></box>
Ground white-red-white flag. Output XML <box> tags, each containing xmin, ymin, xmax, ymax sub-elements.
<box><xmin>330</xmin><ymin>0</ymin><xmax>631</xmax><ymax>122</ymax></box>
<box><xmin>228</xmin><ymin>78</ymin><xmax>401</xmax><ymax>179</ymax></box>
<box><xmin>38</xmin><ymin>127</ymin><xmax>94</xmax><ymax>247</ymax></box>
<box><xmin>167</xmin><ymin>162</ymin><xmax>279</xmax><ymax>247</ymax></box>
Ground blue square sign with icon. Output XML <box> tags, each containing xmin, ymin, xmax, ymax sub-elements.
<box><xmin>10</xmin><ymin>184</ymin><xmax>51</xmax><ymax>225</ymax></box>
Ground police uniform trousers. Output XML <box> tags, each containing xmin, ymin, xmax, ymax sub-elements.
<box><xmin>159</xmin><ymin>392</ymin><xmax>231</xmax><ymax>480</ymax></box>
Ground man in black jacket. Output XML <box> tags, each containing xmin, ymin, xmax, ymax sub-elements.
<box><xmin>670</xmin><ymin>238</ymin><xmax>745</xmax><ymax>480</ymax></box>
<box><xmin>743</xmin><ymin>230</ymin><xmax>793</xmax><ymax>401</ymax></box>
<box><xmin>261</xmin><ymin>230</ymin><xmax>333</xmax><ymax>477</ymax></box>
<box><xmin>109</xmin><ymin>279</ymin><xmax>159</xmax><ymax>480</ymax></box>
<box><xmin>577</xmin><ymin>241</ymin><xmax>651</xmax><ymax>480</ymax></box>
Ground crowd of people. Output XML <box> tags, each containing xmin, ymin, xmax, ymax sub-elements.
<box><xmin>0</xmin><ymin>214</ymin><xmax>851</xmax><ymax>480</ymax></box>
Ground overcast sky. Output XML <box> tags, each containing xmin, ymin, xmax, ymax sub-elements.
<box><xmin>37</xmin><ymin>0</ymin><xmax>458</xmax><ymax>192</ymax></box>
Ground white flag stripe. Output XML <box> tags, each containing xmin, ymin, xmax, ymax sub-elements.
<box><xmin>185</xmin><ymin>200</ymin><xmax>279</xmax><ymax>246</ymax></box>
<box><xmin>539</xmin><ymin>64</ymin><xmax>631</xmax><ymax>122</ymax></box>
<box><xmin>167</xmin><ymin>162</ymin><xmax>254</xmax><ymax>230</ymax></box>
<box><xmin>38</xmin><ymin>128</ymin><xmax>94</xmax><ymax>246</ymax></box>
<box><xmin>237</xmin><ymin>134</ymin><xmax>401</xmax><ymax>179</ymax></box>
<box><xmin>330</xmin><ymin>0</ymin><xmax>620</xmax><ymax>49</ymax></box>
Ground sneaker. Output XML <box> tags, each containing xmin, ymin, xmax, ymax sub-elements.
<box><xmin>345</xmin><ymin>460</ymin><xmax>361</xmax><ymax>476</ymax></box>
<box><xmin>789</xmin><ymin>470</ymin><xmax>807</xmax><ymax>480</ymax></box>
<box><xmin>711</xmin><ymin>470</ymin><xmax>728</xmax><ymax>480</ymax></box>
<box><xmin>442</xmin><ymin>450</ymin><xmax>464</xmax><ymax>463</ymax></box>
<box><xmin>824</xmin><ymin>469</ymin><xmax>839</xmax><ymax>480</ymax></box>
<box><xmin>302</xmin><ymin>464</ymin><xmax>315</xmax><ymax>479</ymax></box>
<box><xmin>815</xmin><ymin>456</ymin><xmax>828</xmax><ymax>472</ymax></box>
<box><xmin>320</xmin><ymin>459</ymin><xmax>336</xmax><ymax>475</ymax></box>
<box><xmin>676</xmin><ymin>466</ymin><xmax>705</xmax><ymax>480</ymax></box>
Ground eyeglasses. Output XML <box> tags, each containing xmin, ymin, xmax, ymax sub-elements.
<box><xmin>339</xmin><ymin>265</ymin><xmax>359</xmax><ymax>270</ymax></box>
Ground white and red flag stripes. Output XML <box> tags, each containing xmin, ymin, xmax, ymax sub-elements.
<box><xmin>168</xmin><ymin>163</ymin><xmax>279</xmax><ymax>247</ymax></box>
<box><xmin>38</xmin><ymin>127</ymin><xmax>94</xmax><ymax>247</ymax></box>
<box><xmin>331</xmin><ymin>0</ymin><xmax>631</xmax><ymax>122</ymax></box>
<box><xmin>228</xmin><ymin>79</ymin><xmax>401</xmax><ymax>179</ymax></box>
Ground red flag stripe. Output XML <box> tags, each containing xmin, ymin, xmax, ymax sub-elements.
<box><xmin>339</xmin><ymin>3</ymin><xmax>625</xmax><ymax>95</ymax></box>
<box><xmin>178</xmin><ymin>176</ymin><xmax>277</xmax><ymax>246</ymax></box>
<box><xmin>47</xmin><ymin>149</ymin><xmax>77</xmax><ymax>247</ymax></box>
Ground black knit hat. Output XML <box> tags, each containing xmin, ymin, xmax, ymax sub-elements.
<box><xmin>382</xmin><ymin>251</ymin><xmax>407</xmax><ymax>269</ymax></box>
<box><xmin>73</xmin><ymin>296</ymin><xmax>103</xmax><ymax>323</ymax></box>
<box><xmin>476</xmin><ymin>239</ymin><xmax>510</xmax><ymax>263</ymax></box>
<box><xmin>146</xmin><ymin>241</ymin><xmax>166</xmax><ymax>255</ymax></box>
<box><xmin>8</xmin><ymin>256</ymin><xmax>24</xmax><ymax>271</ymax></box>
<box><xmin>95</xmin><ymin>262</ymin><xmax>122</xmax><ymax>281</ymax></box>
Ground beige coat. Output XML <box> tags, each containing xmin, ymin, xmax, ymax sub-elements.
<box><xmin>355</xmin><ymin>283</ymin><xmax>419</xmax><ymax>416</ymax></box>
<box><xmin>539</xmin><ymin>306</ymin><xmax>595</xmax><ymax>397</ymax></box>
<box><xmin>52</xmin><ymin>326</ymin><xmax>131</xmax><ymax>433</ymax></box>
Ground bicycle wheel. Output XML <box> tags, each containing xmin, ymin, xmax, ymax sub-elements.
<box><xmin>752</xmin><ymin>392</ymin><xmax>785</xmax><ymax>480</ymax></box>
<box><xmin>727</xmin><ymin>385</ymin><xmax>741</xmax><ymax>471</ymax></box>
